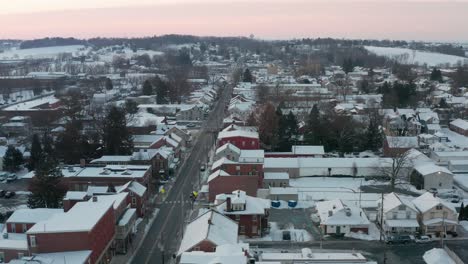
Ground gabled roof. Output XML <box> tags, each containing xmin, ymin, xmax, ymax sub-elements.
<box><xmin>211</xmin><ymin>157</ymin><xmax>236</xmax><ymax>170</ymax></box>
<box><xmin>177</xmin><ymin>210</ymin><xmax>238</xmax><ymax>255</ymax></box>
<box><xmin>412</xmin><ymin>192</ymin><xmax>456</xmax><ymax>214</ymax></box>
<box><xmin>316</xmin><ymin>199</ymin><xmax>370</xmax><ymax>226</ymax></box>
<box><xmin>118</xmin><ymin>180</ymin><xmax>147</xmax><ymax>197</ymax></box>
<box><xmin>207</xmin><ymin>170</ymin><xmax>230</xmax><ymax>182</ymax></box>
<box><xmin>215</xmin><ymin>190</ymin><xmax>270</xmax><ymax>215</ymax></box>
<box><xmin>414</xmin><ymin>163</ymin><xmax>453</xmax><ymax>176</ymax></box>
<box><xmin>215</xmin><ymin>143</ymin><xmax>241</xmax><ymax>156</ymax></box>
<box><xmin>382</xmin><ymin>192</ymin><xmax>417</xmax><ymax>213</ymax></box>
<box><xmin>218</xmin><ymin>130</ymin><xmax>259</xmax><ymax>140</ymax></box>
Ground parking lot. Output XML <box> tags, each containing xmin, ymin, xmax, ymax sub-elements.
<box><xmin>0</xmin><ymin>178</ymin><xmax>30</xmax><ymax>217</ymax></box>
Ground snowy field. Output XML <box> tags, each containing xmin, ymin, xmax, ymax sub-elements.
<box><xmin>365</xmin><ymin>46</ymin><xmax>468</xmax><ymax>67</ymax></box>
<box><xmin>0</xmin><ymin>45</ymin><xmax>88</xmax><ymax>60</ymax></box>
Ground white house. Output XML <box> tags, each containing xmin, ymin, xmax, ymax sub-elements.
<box><xmin>412</xmin><ymin>192</ymin><xmax>458</xmax><ymax>235</ymax></box>
<box><xmin>377</xmin><ymin>193</ymin><xmax>419</xmax><ymax>234</ymax></box>
<box><xmin>316</xmin><ymin>199</ymin><xmax>370</xmax><ymax>235</ymax></box>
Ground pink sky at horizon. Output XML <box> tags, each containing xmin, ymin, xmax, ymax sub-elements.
<box><xmin>1</xmin><ymin>0</ymin><xmax>468</xmax><ymax>42</ymax></box>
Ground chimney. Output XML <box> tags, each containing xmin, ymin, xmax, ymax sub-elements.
<box><xmin>80</xmin><ymin>159</ymin><xmax>86</xmax><ymax>168</ymax></box>
<box><xmin>92</xmin><ymin>196</ymin><xmax>98</xmax><ymax>202</ymax></box>
<box><xmin>226</xmin><ymin>197</ymin><xmax>232</xmax><ymax>212</ymax></box>
<box><xmin>208</xmin><ymin>219</ymin><xmax>212</xmax><ymax>225</ymax></box>
<box><xmin>328</xmin><ymin>210</ymin><xmax>333</xmax><ymax>217</ymax></box>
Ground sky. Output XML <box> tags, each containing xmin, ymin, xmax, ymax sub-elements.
<box><xmin>1</xmin><ymin>0</ymin><xmax>468</xmax><ymax>42</ymax></box>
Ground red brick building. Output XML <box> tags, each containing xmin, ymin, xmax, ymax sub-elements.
<box><xmin>449</xmin><ymin>119</ymin><xmax>468</xmax><ymax>136</ymax></box>
<box><xmin>217</xmin><ymin>130</ymin><xmax>260</xmax><ymax>150</ymax></box>
<box><xmin>215</xmin><ymin>190</ymin><xmax>270</xmax><ymax>238</ymax></box>
<box><xmin>383</xmin><ymin>136</ymin><xmax>418</xmax><ymax>157</ymax></box>
<box><xmin>208</xmin><ymin>170</ymin><xmax>260</xmax><ymax>202</ymax></box>
<box><xmin>117</xmin><ymin>180</ymin><xmax>148</xmax><ymax>217</ymax></box>
<box><xmin>6</xmin><ymin>208</ymin><xmax>63</xmax><ymax>233</ymax></box>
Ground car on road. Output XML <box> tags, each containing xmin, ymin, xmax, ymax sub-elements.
<box><xmin>0</xmin><ymin>190</ymin><xmax>5</xmax><ymax>197</ymax></box>
<box><xmin>200</xmin><ymin>165</ymin><xmax>206</xmax><ymax>171</ymax></box>
<box><xmin>415</xmin><ymin>235</ymin><xmax>431</xmax><ymax>243</ymax></box>
<box><xmin>386</xmin><ymin>235</ymin><xmax>413</xmax><ymax>244</ymax></box>
<box><xmin>6</xmin><ymin>173</ymin><xmax>17</xmax><ymax>182</ymax></box>
<box><xmin>186</xmin><ymin>123</ymin><xmax>196</xmax><ymax>128</ymax></box>
<box><xmin>5</xmin><ymin>191</ymin><xmax>16</xmax><ymax>199</ymax></box>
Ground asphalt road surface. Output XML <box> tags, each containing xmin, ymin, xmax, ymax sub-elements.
<box><xmin>131</xmin><ymin>83</ymin><xmax>232</xmax><ymax>264</ymax></box>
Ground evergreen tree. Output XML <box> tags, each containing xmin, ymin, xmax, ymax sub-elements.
<box><xmin>439</xmin><ymin>98</ymin><xmax>449</xmax><ymax>108</ymax></box>
<box><xmin>42</xmin><ymin>132</ymin><xmax>55</xmax><ymax>158</ymax></box>
<box><xmin>27</xmin><ymin>154</ymin><xmax>66</xmax><ymax>208</ymax></box>
<box><xmin>430</xmin><ymin>68</ymin><xmax>443</xmax><ymax>83</ymax></box>
<box><xmin>464</xmin><ymin>203</ymin><xmax>468</xmax><ymax>221</ymax></box>
<box><xmin>102</xmin><ymin>106</ymin><xmax>133</xmax><ymax>155</ymax></box>
<box><xmin>28</xmin><ymin>134</ymin><xmax>42</xmax><ymax>171</ymax></box>
<box><xmin>342</xmin><ymin>58</ymin><xmax>354</xmax><ymax>74</ymax></box>
<box><xmin>305</xmin><ymin>104</ymin><xmax>321</xmax><ymax>145</ymax></box>
<box><xmin>365</xmin><ymin>113</ymin><xmax>383</xmax><ymax>151</ymax></box>
<box><xmin>142</xmin><ymin>80</ymin><xmax>153</xmax><ymax>95</ymax></box>
<box><xmin>154</xmin><ymin>77</ymin><xmax>169</xmax><ymax>104</ymax></box>
<box><xmin>55</xmin><ymin>121</ymin><xmax>84</xmax><ymax>164</ymax></box>
<box><xmin>105</xmin><ymin>78</ymin><xmax>113</xmax><ymax>90</ymax></box>
<box><xmin>3</xmin><ymin>145</ymin><xmax>23</xmax><ymax>172</ymax></box>
<box><xmin>242</xmin><ymin>68</ymin><xmax>253</xmax><ymax>83</ymax></box>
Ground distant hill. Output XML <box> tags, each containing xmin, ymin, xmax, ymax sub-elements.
<box><xmin>20</xmin><ymin>37</ymin><xmax>87</xmax><ymax>49</ymax></box>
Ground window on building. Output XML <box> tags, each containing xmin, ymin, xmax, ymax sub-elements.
<box><xmin>436</xmin><ymin>205</ymin><xmax>443</xmax><ymax>210</ymax></box>
<box><xmin>235</xmin><ymin>215</ymin><xmax>240</xmax><ymax>221</ymax></box>
<box><xmin>132</xmin><ymin>197</ymin><xmax>137</xmax><ymax>205</ymax></box>
<box><xmin>398</xmin><ymin>205</ymin><xmax>406</xmax><ymax>210</ymax></box>
<box><xmin>242</xmin><ymin>141</ymin><xmax>245</xmax><ymax>147</ymax></box>
<box><xmin>11</xmin><ymin>224</ymin><xmax>16</xmax><ymax>233</ymax></box>
<box><xmin>252</xmin><ymin>215</ymin><xmax>257</xmax><ymax>222</ymax></box>
<box><xmin>240</xmin><ymin>225</ymin><xmax>245</xmax><ymax>234</ymax></box>
<box><xmin>392</xmin><ymin>212</ymin><xmax>398</xmax><ymax>219</ymax></box>
<box><xmin>406</xmin><ymin>211</ymin><xmax>411</xmax><ymax>219</ymax></box>
<box><xmin>236</xmin><ymin>166</ymin><xmax>240</xmax><ymax>171</ymax></box>
<box><xmin>22</xmin><ymin>224</ymin><xmax>27</xmax><ymax>233</ymax></box>
<box><xmin>30</xmin><ymin>236</ymin><xmax>37</xmax><ymax>247</ymax></box>
<box><xmin>251</xmin><ymin>141</ymin><xmax>255</xmax><ymax>146</ymax></box>
<box><xmin>0</xmin><ymin>252</ymin><xmax>4</xmax><ymax>263</ymax></box>
<box><xmin>193</xmin><ymin>247</ymin><xmax>200</xmax><ymax>251</ymax></box>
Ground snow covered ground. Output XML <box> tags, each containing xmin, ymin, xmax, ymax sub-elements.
<box><xmin>460</xmin><ymin>221</ymin><xmax>468</xmax><ymax>232</ymax></box>
<box><xmin>243</xmin><ymin>222</ymin><xmax>313</xmax><ymax>242</ymax></box>
<box><xmin>365</xmin><ymin>46</ymin><xmax>468</xmax><ymax>67</ymax></box>
<box><xmin>423</xmin><ymin>248</ymin><xmax>456</xmax><ymax>264</ymax></box>
<box><xmin>289</xmin><ymin>177</ymin><xmax>380</xmax><ymax>208</ymax></box>
<box><xmin>0</xmin><ymin>45</ymin><xmax>88</xmax><ymax>60</ymax></box>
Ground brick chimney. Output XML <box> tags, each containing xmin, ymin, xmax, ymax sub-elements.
<box><xmin>226</xmin><ymin>197</ymin><xmax>232</xmax><ymax>212</ymax></box>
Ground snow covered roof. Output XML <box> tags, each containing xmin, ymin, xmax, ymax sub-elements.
<box><xmin>27</xmin><ymin>194</ymin><xmax>126</xmax><ymax>234</ymax></box>
<box><xmin>10</xmin><ymin>250</ymin><xmax>92</xmax><ymax>264</ymax></box>
<box><xmin>117</xmin><ymin>180</ymin><xmax>147</xmax><ymax>197</ymax></box>
<box><xmin>316</xmin><ymin>199</ymin><xmax>370</xmax><ymax>226</ymax></box>
<box><xmin>3</xmin><ymin>95</ymin><xmax>60</xmax><ymax>111</ymax></box>
<box><xmin>423</xmin><ymin>248</ymin><xmax>456</xmax><ymax>264</ymax></box>
<box><xmin>86</xmin><ymin>186</ymin><xmax>110</xmax><ymax>196</ymax></box>
<box><xmin>264</xmin><ymin>172</ymin><xmax>289</xmax><ymax>180</ymax></box>
<box><xmin>414</xmin><ymin>163</ymin><xmax>453</xmax><ymax>176</ymax></box>
<box><xmin>7</xmin><ymin>208</ymin><xmax>63</xmax><ymax>224</ymax></box>
<box><xmin>386</xmin><ymin>136</ymin><xmax>419</xmax><ymax>148</ymax></box>
<box><xmin>264</xmin><ymin>157</ymin><xmax>387</xmax><ymax>169</ymax></box>
<box><xmin>218</xmin><ymin>130</ymin><xmax>259</xmax><ymax>140</ymax></box>
<box><xmin>215</xmin><ymin>190</ymin><xmax>270</xmax><ymax>215</ymax></box>
<box><xmin>207</xmin><ymin>170</ymin><xmax>230</xmax><ymax>182</ymax></box>
<box><xmin>382</xmin><ymin>192</ymin><xmax>417</xmax><ymax>213</ymax></box>
<box><xmin>211</xmin><ymin>157</ymin><xmax>236</xmax><ymax>170</ymax></box>
<box><xmin>412</xmin><ymin>192</ymin><xmax>456</xmax><ymax>214</ymax></box>
<box><xmin>269</xmin><ymin>187</ymin><xmax>298</xmax><ymax>195</ymax></box>
<box><xmin>177</xmin><ymin>210</ymin><xmax>238</xmax><ymax>255</ymax></box>
<box><xmin>239</xmin><ymin>149</ymin><xmax>264</xmax><ymax>162</ymax></box>
<box><xmin>64</xmin><ymin>191</ymin><xmax>87</xmax><ymax>201</ymax></box>
<box><xmin>385</xmin><ymin>219</ymin><xmax>420</xmax><ymax>227</ymax></box>
<box><xmin>215</xmin><ymin>143</ymin><xmax>241</xmax><ymax>156</ymax></box>
<box><xmin>180</xmin><ymin>244</ymin><xmax>249</xmax><ymax>264</ymax></box>
<box><xmin>90</xmin><ymin>155</ymin><xmax>132</xmax><ymax>163</ymax></box>
<box><xmin>291</xmin><ymin>145</ymin><xmax>325</xmax><ymax>155</ymax></box>
<box><xmin>450</xmin><ymin>118</ymin><xmax>468</xmax><ymax>130</ymax></box>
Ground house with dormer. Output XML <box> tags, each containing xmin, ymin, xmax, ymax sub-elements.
<box><xmin>377</xmin><ymin>193</ymin><xmax>419</xmax><ymax>234</ymax></box>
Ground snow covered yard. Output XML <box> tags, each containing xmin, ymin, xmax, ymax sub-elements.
<box><xmin>365</xmin><ymin>46</ymin><xmax>468</xmax><ymax>67</ymax></box>
<box><xmin>243</xmin><ymin>222</ymin><xmax>313</xmax><ymax>242</ymax></box>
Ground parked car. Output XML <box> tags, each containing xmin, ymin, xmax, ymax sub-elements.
<box><xmin>0</xmin><ymin>190</ymin><xmax>5</xmax><ymax>197</ymax></box>
<box><xmin>6</xmin><ymin>173</ymin><xmax>17</xmax><ymax>182</ymax></box>
<box><xmin>447</xmin><ymin>231</ymin><xmax>458</xmax><ymax>237</ymax></box>
<box><xmin>415</xmin><ymin>235</ymin><xmax>431</xmax><ymax>243</ymax></box>
<box><xmin>0</xmin><ymin>172</ymin><xmax>7</xmax><ymax>181</ymax></box>
<box><xmin>386</xmin><ymin>235</ymin><xmax>413</xmax><ymax>244</ymax></box>
<box><xmin>5</xmin><ymin>191</ymin><xmax>16</xmax><ymax>199</ymax></box>
<box><xmin>187</xmin><ymin>123</ymin><xmax>196</xmax><ymax>128</ymax></box>
<box><xmin>200</xmin><ymin>165</ymin><xmax>206</xmax><ymax>171</ymax></box>
<box><xmin>282</xmin><ymin>231</ymin><xmax>291</xmax><ymax>241</ymax></box>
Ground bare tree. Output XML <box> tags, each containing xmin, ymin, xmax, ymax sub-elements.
<box><xmin>256</xmin><ymin>84</ymin><xmax>269</xmax><ymax>102</ymax></box>
<box><xmin>378</xmin><ymin>138</ymin><xmax>413</xmax><ymax>191</ymax></box>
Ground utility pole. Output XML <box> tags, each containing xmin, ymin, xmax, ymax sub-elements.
<box><xmin>359</xmin><ymin>179</ymin><xmax>362</xmax><ymax>208</ymax></box>
<box><xmin>379</xmin><ymin>192</ymin><xmax>384</xmax><ymax>242</ymax></box>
